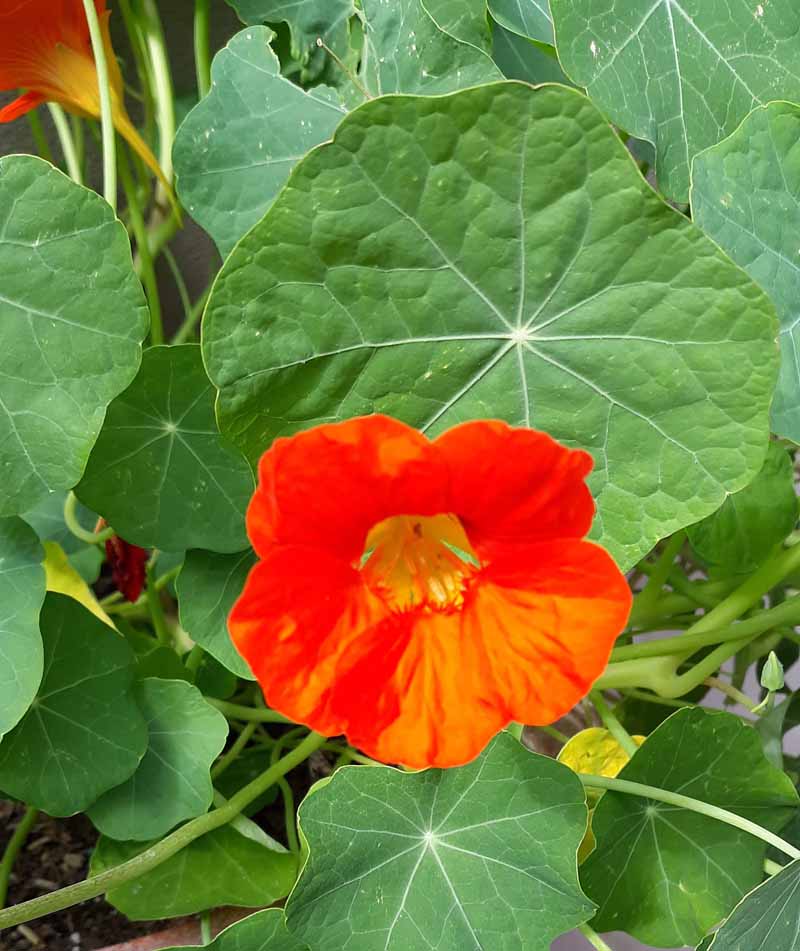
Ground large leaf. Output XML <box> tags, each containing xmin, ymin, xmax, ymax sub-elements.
<box><xmin>551</xmin><ymin>0</ymin><xmax>800</xmax><ymax>201</ymax></box>
<box><xmin>88</xmin><ymin>678</ymin><xmax>228</xmax><ymax>841</ymax></box>
<box><xmin>226</xmin><ymin>0</ymin><xmax>355</xmax><ymax>60</ymax></box>
<box><xmin>163</xmin><ymin>909</ymin><xmax>306</xmax><ymax>951</ymax></box>
<box><xmin>93</xmin><ymin>825</ymin><xmax>297</xmax><ymax>920</ymax></box>
<box><xmin>286</xmin><ymin>733</ymin><xmax>593</xmax><ymax>950</ymax></box>
<box><xmin>580</xmin><ymin>707</ymin><xmax>800</xmax><ymax>947</ymax></box>
<box><xmin>489</xmin><ymin>0</ymin><xmax>553</xmax><ymax>44</ymax></box>
<box><xmin>76</xmin><ymin>345</ymin><xmax>253</xmax><ymax>553</ymax></box>
<box><xmin>686</xmin><ymin>442</ymin><xmax>797</xmax><ymax>574</ymax></box>
<box><xmin>692</xmin><ymin>101</ymin><xmax>800</xmax><ymax>442</ymax></box>
<box><xmin>0</xmin><ymin>517</ymin><xmax>45</xmax><ymax>739</ymax></box>
<box><xmin>174</xmin><ymin>27</ymin><xmax>347</xmax><ymax>257</ymax></box>
<box><xmin>706</xmin><ymin>860</ymin><xmax>800</xmax><ymax>950</ymax></box>
<box><xmin>177</xmin><ymin>549</ymin><xmax>255</xmax><ymax>679</ymax></box>
<box><xmin>0</xmin><ymin>156</ymin><xmax>148</xmax><ymax>515</ymax></box>
<box><xmin>203</xmin><ymin>81</ymin><xmax>778</xmax><ymax>569</ymax></box>
<box><xmin>0</xmin><ymin>594</ymin><xmax>147</xmax><ymax>816</ymax></box>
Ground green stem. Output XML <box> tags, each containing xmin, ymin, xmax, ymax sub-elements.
<box><xmin>610</xmin><ymin>597</ymin><xmax>800</xmax><ymax>663</ymax></box>
<box><xmin>0</xmin><ymin>732</ymin><xmax>327</xmax><ymax>930</ymax></box>
<box><xmin>194</xmin><ymin>0</ymin><xmax>212</xmax><ymax>98</ymax></box>
<box><xmin>200</xmin><ymin>910</ymin><xmax>212</xmax><ymax>944</ymax></box>
<box><xmin>704</xmin><ymin>676</ymin><xmax>757</xmax><ymax>712</ymax></box>
<box><xmin>635</xmin><ymin>533</ymin><xmax>684</xmax><ymax>615</ymax></box>
<box><xmin>0</xmin><ymin>808</ymin><xmax>39</xmax><ymax>909</ymax></box>
<box><xmin>579</xmin><ymin>774</ymin><xmax>800</xmax><ymax>860</ymax></box>
<box><xmin>277</xmin><ymin>776</ymin><xmax>299</xmax><ymax>853</ymax></box>
<box><xmin>208</xmin><ymin>699</ymin><xmax>292</xmax><ymax>724</ymax></box>
<box><xmin>172</xmin><ymin>281</ymin><xmax>212</xmax><ymax>344</ymax></box>
<box><xmin>82</xmin><ymin>0</ymin><xmax>116</xmax><ymax>207</ymax></box>
<box><xmin>47</xmin><ymin>104</ymin><xmax>83</xmax><ymax>184</ymax></box>
<box><xmin>138</xmin><ymin>0</ymin><xmax>175</xmax><ymax>195</ymax></box>
<box><xmin>26</xmin><ymin>110</ymin><xmax>53</xmax><ymax>165</ymax></box>
<box><xmin>211</xmin><ymin>721</ymin><xmax>257</xmax><ymax>780</ymax></box>
<box><xmin>118</xmin><ymin>145</ymin><xmax>163</xmax><ymax>344</ymax></box>
<box><xmin>591</xmin><ymin>692</ymin><xmax>638</xmax><ymax>757</ymax></box>
<box><xmin>146</xmin><ymin>561</ymin><xmax>172</xmax><ymax>646</ymax></box>
<box><xmin>578</xmin><ymin>923</ymin><xmax>615</xmax><ymax>951</ymax></box>
<box><xmin>163</xmin><ymin>246</ymin><xmax>192</xmax><ymax>327</ymax></box>
<box><xmin>63</xmin><ymin>491</ymin><xmax>114</xmax><ymax>546</ymax></box>
<box><xmin>627</xmin><ymin>592</ymin><xmax>696</xmax><ymax>630</ymax></box>
<box><xmin>621</xmin><ymin>690</ymin><xmax>689</xmax><ymax>709</ymax></box>
<box><xmin>765</xmin><ymin>858</ymin><xmax>785</xmax><ymax>877</ymax></box>
<box><xmin>184</xmin><ymin>644</ymin><xmax>204</xmax><ymax>677</ymax></box>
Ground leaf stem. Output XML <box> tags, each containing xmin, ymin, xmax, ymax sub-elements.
<box><xmin>63</xmin><ymin>492</ymin><xmax>114</xmax><ymax>546</ymax></box>
<box><xmin>207</xmin><ymin>699</ymin><xmax>293</xmax><ymax>724</ymax></box>
<box><xmin>634</xmin><ymin>533</ymin><xmax>684</xmax><ymax>616</ymax></box>
<box><xmin>591</xmin><ymin>692</ymin><xmax>639</xmax><ymax>757</ymax></box>
<box><xmin>579</xmin><ymin>774</ymin><xmax>800</xmax><ymax>860</ymax></box>
<box><xmin>704</xmin><ymin>676</ymin><xmax>757</xmax><ymax>712</ymax></box>
<box><xmin>194</xmin><ymin>0</ymin><xmax>212</xmax><ymax>98</ymax></box>
<box><xmin>578</xmin><ymin>923</ymin><xmax>615</xmax><ymax>951</ymax></box>
<box><xmin>0</xmin><ymin>732</ymin><xmax>327</xmax><ymax>930</ymax></box>
<box><xmin>0</xmin><ymin>808</ymin><xmax>39</xmax><ymax>909</ymax></box>
<box><xmin>146</xmin><ymin>559</ymin><xmax>172</xmax><ymax>645</ymax></box>
<box><xmin>47</xmin><ymin>104</ymin><xmax>83</xmax><ymax>184</ymax></box>
<box><xmin>26</xmin><ymin>109</ymin><xmax>53</xmax><ymax>165</ymax></box>
<box><xmin>138</xmin><ymin>0</ymin><xmax>175</xmax><ymax>197</ymax></box>
<box><xmin>81</xmin><ymin>0</ymin><xmax>116</xmax><ymax>207</ymax></box>
<box><xmin>211</xmin><ymin>721</ymin><xmax>257</xmax><ymax>779</ymax></box>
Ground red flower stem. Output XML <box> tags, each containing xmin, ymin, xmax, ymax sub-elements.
<box><xmin>0</xmin><ymin>732</ymin><xmax>327</xmax><ymax>931</ymax></box>
<box><xmin>579</xmin><ymin>774</ymin><xmax>800</xmax><ymax>861</ymax></box>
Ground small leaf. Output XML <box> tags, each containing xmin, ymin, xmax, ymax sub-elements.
<box><xmin>174</xmin><ymin>27</ymin><xmax>347</xmax><ymax>257</ymax></box>
<box><xmin>162</xmin><ymin>909</ymin><xmax>306</xmax><ymax>951</ymax></box>
<box><xmin>42</xmin><ymin>541</ymin><xmax>113</xmax><ymax>628</ymax></box>
<box><xmin>286</xmin><ymin>733</ymin><xmax>593</xmax><ymax>950</ymax></box>
<box><xmin>551</xmin><ymin>0</ymin><xmax>800</xmax><ymax>200</ymax></box>
<box><xmin>76</xmin><ymin>345</ymin><xmax>253</xmax><ymax>554</ymax></box>
<box><xmin>489</xmin><ymin>0</ymin><xmax>553</xmax><ymax>44</ymax></box>
<box><xmin>88</xmin><ymin>678</ymin><xmax>228</xmax><ymax>841</ymax></box>
<box><xmin>0</xmin><ymin>517</ymin><xmax>45</xmax><ymax>739</ymax></box>
<box><xmin>178</xmin><ymin>549</ymin><xmax>255</xmax><ymax>679</ymax></box>
<box><xmin>692</xmin><ymin>102</ymin><xmax>800</xmax><ymax>442</ymax></box>
<box><xmin>705</xmin><ymin>860</ymin><xmax>800</xmax><ymax>950</ymax></box>
<box><xmin>92</xmin><ymin>824</ymin><xmax>297</xmax><ymax>919</ymax></box>
<box><xmin>580</xmin><ymin>707</ymin><xmax>799</xmax><ymax>947</ymax></box>
<box><xmin>686</xmin><ymin>442</ymin><xmax>797</xmax><ymax>573</ymax></box>
<box><xmin>0</xmin><ymin>594</ymin><xmax>147</xmax><ymax>816</ymax></box>
<box><xmin>490</xmin><ymin>19</ymin><xmax>572</xmax><ymax>85</ymax></box>
<box><xmin>0</xmin><ymin>156</ymin><xmax>148</xmax><ymax>514</ymax></box>
<box><xmin>203</xmin><ymin>81</ymin><xmax>779</xmax><ymax>569</ymax></box>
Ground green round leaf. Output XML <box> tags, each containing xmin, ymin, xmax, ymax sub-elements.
<box><xmin>162</xmin><ymin>909</ymin><xmax>306</xmax><ymax>951</ymax></box>
<box><xmin>692</xmin><ymin>101</ymin><xmax>800</xmax><ymax>443</ymax></box>
<box><xmin>0</xmin><ymin>156</ymin><xmax>148</xmax><ymax>515</ymax></box>
<box><xmin>489</xmin><ymin>0</ymin><xmax>553</xmax><ymax>44</ymax></box>
<box><xmin>0</xmin><ymin>517</ymin><xmax>45</xmax><ymax>739</ymax></box>
<box><xmin>93</xmin><ymin>824</ymin><xmax>297</xmax><ymax>920</ymax></box>
<box><xmin>706</xmin><ymin>859</ymin><xmax>800</xmax><ymax>951</ymax></box>
<box><xmin>174</xmin><ymin>27</ymin><xmax>347</xmax><ymax>257</ymax></box>
<box><xmin>686</xmin><ymin>442</ymin><xmax>797</xmax><ymax>574</ymax></box>
<box><xmin>203</xmin><ymin>81</ymin><xmax>778</xmax><ymax>569</ymax></box>
<box><xmin>76</xmin><ymin>345</ymin><xmax>254</xmax><ymax>553</ymax></box>
<box><xmin>0</xmin><ymin>594</ymin><xmax>147</xmax><ymax>816</ymax></box>
<box><xmin>88</xmin><ymin>678</ymin><xmax>228</xmax><ymax>841</ymax></box>
<box><xmin>581</xmin><ymin>707</ymin><xmax>800</xmax><ymax>948</ymax></box>
<box><xmin>551</xmin><ymin>0</ymin><xmax>800</xmax><ymax>201</ymax></box>
<box><xmin>286</xmin><ymin>733</ymin><xmax>593</xmax><ymax>950</ymax></box>
<box><xmin>178</xmin><ymin>549</ymin><xmax>255</xmax><ymax>679</ymax></box>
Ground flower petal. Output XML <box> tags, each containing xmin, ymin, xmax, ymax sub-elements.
<box><xmin>0</xmin><ymin>91</ymin><xmax>45</xmax><ymax>122</ymax></box>
<box><xmin>247</xmin><ymin>415</ymin><xmax>449</xmax><ymax>561</ymax></box>
<box><xmin>229</xmin><ymin>545</ymin><xmax>389</xmax><ymax>737</ymax></box>
<box><xmin>465</xmin><ymin>539</ymin><xmax>632</xmax><ymax>725</ymax></box>
<box><xmin>435</xmin><ymin>420</ymin><xmax>595</xmax><ymax>554</ymax></box>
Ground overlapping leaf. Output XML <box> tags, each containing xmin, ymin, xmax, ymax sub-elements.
<box><xmin>93</xmin><ymin>825</ymin><xmax>297</xmax><ymax>919</ymax></box>
<box><xmin>76</xmin><ymin>345</ymin><xmax>253</xmax><ymax>553</ymax></box>
<box><xmin>425</xmin><ymin>0</ymin><xmax>492</xmax><ymax>48</ymax></box>
<box><xmin>0</xmin><ymin>156</ymin><xmax>148</xmax><ymax>515</ymax></box>
<box><xmin>0</xmin><ymin>594</ymin><xmax>147</xmax><ymax>816</ymax></box>
<box><xmin>489</xmin><ymin>0</ymin><xmax>553</xmax><ymax>44</ymax></box>
<box><xmin>225</xmin><ymin>0</ymin><xmax>355</xmax><ymax>60</ymax></box>
<box><xmin>203</xmin><ymin>81</ymin><xmax>778</xmax><ymax>569</ymax></box>
<box><xmin>491</xmin><ymin>18</ymin><xmax>572</xmax><ymax>85</ymax></box>
<box><xmin>581</xmin><ymin>707</ymin><xmax>799</xmax><ymax>947</ymax></box>
<box><xmin>692</xmin><ymin>101</ymin><xmax>800</xmax><ymax>442</ymax></box>
<box><xmin>286</xmin><ymin>733</ymin><xmax>593</xmax><ymax>950</ymax></box>
<box><xmin>88</xmin><ymin>679</ymin><xmax>228</xmax><ymax>840</ymax></box>
<box><xmin>551</xmin><ymin>0</ymin><xmax>800</xmax><ymax>200</ymax></box>
<box><xmin>178</xmin><ymin>549</ymin><xmax>255</xmax><ymax>679</ymax></box>
<box><xmin>163</xmin><ymin>909</ymin><xmax>305</xmax><ymax>951</ymax></box>
<box><xmin>0</xmin><ymin>517</ymin><xmax>45</xmax><ymax>739</ymax></box>
<box><xmin>174</xmin><ymin>28</ymin><xmax>347</xmax><ymax>257</ymax></box>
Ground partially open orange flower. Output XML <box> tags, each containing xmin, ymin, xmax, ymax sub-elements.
<box><xmin>231</xmin><ymin>416</ymin><xmax>632</xmax><ymax>768</ymax></box>
<box><xmin>0</xmin><ymin>0</ymin><xmax>166</xmax><ymax>187</ymax></box>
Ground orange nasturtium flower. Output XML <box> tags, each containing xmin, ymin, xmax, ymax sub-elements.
<box><xmin>0</xmin><ymin>0</ymin><xmax>165</xmax><ymax>186</ymax></box>
<box><xmin>231</xmin><ymin>416</ymin><xmax>632</xmax><ymax>769</ymax></box>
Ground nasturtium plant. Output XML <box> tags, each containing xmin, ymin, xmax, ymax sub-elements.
<box><xmin>4</xmin><ymin>2</ymin><xmax>800</xmax><ymax>949</ymax></box>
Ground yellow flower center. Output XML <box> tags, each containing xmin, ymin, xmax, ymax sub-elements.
<box><xmin>360</xmin><ymin>513</ymin><xmax>480</xmax><ymax>613</ymax></box>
